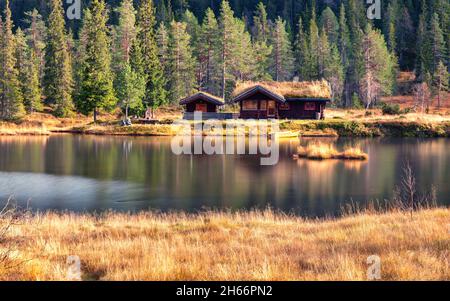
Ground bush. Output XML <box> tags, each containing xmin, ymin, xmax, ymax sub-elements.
<box><xmin>351</xmin><ymin>93</ymin><xmax>364</xmax><ymax>109</ymax></box>
<box><xmin>381</xmin><ymin>103</ymin><xmax>402</xmax><ymax>115</ymax></box>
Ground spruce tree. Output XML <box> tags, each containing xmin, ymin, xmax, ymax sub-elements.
<box><xmin>269</xmin><ymin>17</ymin><xmax>294</xmax><ymax>81</ymax></box>
<box><xmin>199</xmin><ymin>8</ymin><xmax>221</xmax><ymax>94</ymax></box>
<box><xmin>24</xmin><ymin>9</ymin><xmax>46</xmax><ymax>85</ymax></box>
<box><xmin>415</xmin><ymin>10</ymin><xmax>429</xmax><ymax>80</ymax></box>
<box><xmin>294</xmin><ymin>17</ymin><xmax>310</xmax><ymax>81</ymax></box>
<box><xmin>252</xmin><ymin>2</ymin><xmax>272</xmax><ymax>81</ymax></box>
<box><xmin>16</xmin><ymin>28</ymin><xmax>42</xmax><ymax>113</ymax></box>
<box><xmin>320</xmin><ymin>7</ymin><xmax>339</xmax><ymax>45</ymax></box>
<box><xmin>429</xmin><ymin>13</ymin><xmax>445</xmax><ymax>74</ymax></box>
<box><xmin>136</xmin><ymin>0</ymin><xmax>168</xmax><ymax>117</ymax></box>
<box><xmin>76</xmin><ymin>0</ymin><xmax>116</xmax><ymax>122</ymax></box>
<box><xmin>182</xmin><ymin>10</ymin><xmax>201</xmax><ymax>86</ymax></box>
<box><xmin>318</xmin><ymin>29</ymin><xmax>331</xmax><ymax>79</ymax></box>
<box><xmin>44</xmin><ymin>0</ymin><xmax>74</xmax><ymax>117</ymax></box>
<box><xmin>113</xmin><ymin>0</ymin><xmax>137</xmax><ymax>66</ymax></box>
<box><xmin>324</xmin><ymin>44</ymin><xmax>344</xmax><ymax>104</ymax></box>
<box><xmin>308</xmin><ymin>10</ymin><xmax>320</xmax><ymax>80</ymax></box>
<box><xmin>433</xmin><ymin>61</ymin><xmax>448</xmax><ymax>108</ymax></box>
<box><xmin>219</xmin><ymin>0</ymin><xmax>236</xmax><ymax>99</ymax></box>
<box><xmin>116</xmin><ymin>62</ymin><xmax>145</xmax><ymax>119</ymax></box>
<box><xmin>156</xmin><ymin>22</ymin><xmax>170</xmax><ymax>80</ymax></box>
<box><xmin>168</xmin><ymin>21</ymin><xmax>196</xmax><ymax>102</ymax></box>
<box><xmin>0</xmin><ymin>0</ymin><xmax>25</xmax><ymax>119</ymax></box>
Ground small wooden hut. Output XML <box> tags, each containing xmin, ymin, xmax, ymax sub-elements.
<box><xmin>180</xmin><ymin>92</ymin><xmax>225</xmax><ymax>113</ymax></box>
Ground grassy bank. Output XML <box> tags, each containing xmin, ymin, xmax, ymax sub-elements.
<box><xmin>0</xmin><ymin>208</ymin><xmax>448</xmax><ymax>281</ymax></box>
<box><xmin>1</xmin><ymin>110</ymin><xmax>449</xmax><ymax>137</ymax></box>
<box><xmin>280</xmin><ymin>119</ymin><xmax>450</xmax><ymax>138</ymax></box>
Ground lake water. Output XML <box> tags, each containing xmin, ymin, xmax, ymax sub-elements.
<box><xmin>0</xmin><ymin>135</ymin><xmax>448</xmax><ymax>217</ymax></box>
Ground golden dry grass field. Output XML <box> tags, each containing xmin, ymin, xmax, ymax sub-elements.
<box><xmin>1</xmin><ymin>208</ymin><xmax>448</xmax><ymax>281</ymax></box>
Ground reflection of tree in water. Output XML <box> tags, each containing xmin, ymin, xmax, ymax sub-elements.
<box><xmin>122</xmin><ymin>140</ymin><xmax>133</xmax><ymax>159</ymax></box>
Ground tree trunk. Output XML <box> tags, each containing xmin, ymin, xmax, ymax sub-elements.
<box><xmin>93</xmin><ymin>107</ymin><xmax>97</xmax><ymax>123</ymax></box>
<box><xmin>125</xmin><ymin>103</ymin><xmax>129</xmax><ymax>120</ymax></box>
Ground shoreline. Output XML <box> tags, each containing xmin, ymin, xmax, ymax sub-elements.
<box><xmin>1</xmin><ymin>207</ymin><xmax>448</xmax><ymax>280</ymax></box>
<box><xmin>1</xmin><ymin>119</ymin><xmax>448</xmax><ymax>138</ymax></box>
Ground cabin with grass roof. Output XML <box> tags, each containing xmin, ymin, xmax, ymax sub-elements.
<box><xmin>232</xmin><ymin>81</ymin><xmax>331</xmax><ymax>120</ymax></box>
<box><xmin>180</xmin><ymin>92</ymin><xmax>225</xmax><ymax>113</ymax></box>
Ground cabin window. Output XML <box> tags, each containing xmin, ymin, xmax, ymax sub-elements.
<box><xmin>279</xmin><ymin>103</ymin><xmax>290</xmax><ymax>110</ymax></box>
<box><xmin>304</xmin><ymin>102</ymin><xmax>316</xmax><ymax>111</ymax></box>
<box><xmin>260</xmin><ymin>100</ymin><xmax>267</xmax><ymax>110</ymax></box>
<box><xmin>242</xmin><ymin>100</ymin><xmax>258</xmax><ymax>111</ymax></box>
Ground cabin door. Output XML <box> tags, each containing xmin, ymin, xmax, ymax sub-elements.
<box><xmin>267</xmin><ymin>101</ymin><xmax>276</xmax><ymax>118</ymax></box>
<box><xmin>195</xmin><ymin>104</ymin><xmax>207</xmax><ymax>113</ymax></box>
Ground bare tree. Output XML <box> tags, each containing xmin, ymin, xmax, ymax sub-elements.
<box><xmin>0</xmin><ymin>198</ymin><xmax>30</xmax><ymax>270</ymax></box>
<box><xmin>413</xmin><ymin>82</ymin><xmax>431</xmax><ymax>113</ymax></box>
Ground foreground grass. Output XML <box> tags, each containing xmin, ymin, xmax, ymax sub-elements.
<box><xmin>1</xmin><ymin>208</ymin><xmax>448</xmax><ymax>281</ymax></box>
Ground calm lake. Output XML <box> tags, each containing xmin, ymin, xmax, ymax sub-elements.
<box><xmin>0</xmin><ymin>135</ymin><xmax>448</xmax><ymax>217</ymax></box>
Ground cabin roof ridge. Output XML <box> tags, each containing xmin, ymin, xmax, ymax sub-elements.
<box><xmin>179</xmin><ymin>91</ymin><xmax>225</xmax><ymax>106</ymax></box>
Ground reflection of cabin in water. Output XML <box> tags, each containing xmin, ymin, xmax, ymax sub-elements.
<box><xmin>232</xmin><ymin>81</ymin><xmax>331</xmax><ymax>120</ymax></box>
<box><xmin>179</xmin><ymin>81</ymin><xmax>331</xmax><ymax>120</ymax></box>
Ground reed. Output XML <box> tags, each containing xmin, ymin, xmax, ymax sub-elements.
<box><xmin>295</xmin><ymin>143</ymin><xmax>368</xmax><ymax>160</ymax></box>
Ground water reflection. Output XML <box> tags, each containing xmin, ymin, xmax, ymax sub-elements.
<box><xmin>0</xmin><ymin>135</ymin><xmax>448</xmax><ymax>217</ymax></box>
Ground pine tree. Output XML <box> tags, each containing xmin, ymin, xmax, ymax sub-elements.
<box><xmin>76</xmin><ymin>0</ymin><xmax>116</xmax><ymax>122</ymax></box>
<box><xmin>44</xmin><ymin>0</ymin><xmax>74</xmax><ymax>117</ymax></box>
<box><xmin>231</xmin><ymin>18</ymin><xmax>255</xmax><ymax>82</ymax></box>
<box><xmin>0</xmin><ymin>0</ymin><xmax>25</xmax><ymax>119</ymax></box>
<box><xmin>113</xmin><ymin>0</ymin><xmax>137</xmax><ymax>66</ymax></box>
<box><xmin>156</xmin><ymin>22</ymin><xmax>170</xmax><ymax>77</ymax></box>
<box><xmin>168</xmin><ymin>21</ymin><xmax>196</xmax><ymax>102</ymax></box>
<box><xmin>199</xmin><ymin>8</ymin><xmax>221</xmax><ymax>94</ymax></box>
<box><xmin>136</xmin><ymin>0</ymin><xmax>168</xmax><ymax>117</ymax></box>
<box><xmin>359</xmin><ymin>25</ymin><xmax>397</xmax><ymax>109</ymax></box>
<box><xmin>15</xmin><ymin>28</ymin><xmax>42</xmax><ymax>113</ymax></box>
<box><xmin>294</xmin><ymin>17</ymin><xmax>309</xmax><ymax>80</ymax></box>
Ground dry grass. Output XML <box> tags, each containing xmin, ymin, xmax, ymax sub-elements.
<box><xmin>234</xmin><ymin>80</ymin><xmax>332</xmax><ymax>99</ymax></box>
<box><xmin>295</xmin><ymin>143</ymin><xmax>368</xmax><ymax>160</ymax></box>
<box><xmin>0</xmin><ymin>208</ymin><xmax>448</xmax><ymax>281</ymax></box>
<box><xmin>0</xmin><ymin>122</ymin><xmax>51</xmax><ymax>136</ymax></box>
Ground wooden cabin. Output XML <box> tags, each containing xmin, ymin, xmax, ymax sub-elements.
<box><xmin>180</xmin><ymin>92</ymin><xmax>224</xmax><ymax>113</ymax></box>
<box><xmin>232</xmin><ymin>81</ymin><xmax>331</xmax><ymax>120</ymax></box>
